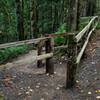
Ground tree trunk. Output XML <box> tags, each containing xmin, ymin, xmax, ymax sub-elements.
<box><xmin>67</xmin><ymin>0</ymin><xmax>79</xmax><ymax>32</ymax></box>
<box><xmin>63</xmin><ymin>0</ymin><xmax>68</xmax><ymax>24</ymax></box>
<box><xmin>15</xmin><ymin>0</ymin><xmax>24</xmax><ymax>40</ymax></box>
<box><xmin>30</xmin><ymin>0</ymin><xmax>38</xmax><ymax>38</ymax></box>
<box><xmin>86</xmin><ymin>0</ymin><xmax>96</xmax><ymax>16</ymax></box>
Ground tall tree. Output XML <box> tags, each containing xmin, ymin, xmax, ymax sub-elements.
<box><xmin>67</xmin><ymin>0</ymin><xmax>80</xmax><ymax>31</ymax></box>
<box><xmin>63</xmin><ymin>0</ymin><xmax>69</xmax><ymax>31</ymax></box>
<box><xmin>86</xmin><ymin>0</ymin><xmax>96</xmax><ymax>16</ymax></box>
<box><xmin>30</xmin><ymin>0</ymin><xmax>38</xmax><ymax>38</ymax></box>
<box><xmin>15</xmin><ymin>0</ymin><xmax>24</xmax><ymax>40</ymax></box>
<box><xmin>80</xmin><ymin>0</ymin><xmax>96</xmax><ymax>16</ymax></box>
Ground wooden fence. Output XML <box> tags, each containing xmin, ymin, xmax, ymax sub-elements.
<box><xmin>0</xmin><ymin>16</ymin><xmax>98</xmax><ymax>89</ymax></box>
<box><xmin>0</xmin><ymin>32</ymin><xmax>73</xmax><ymax>74</ymax></box>
<box><xmin>66</xmin><ymin>16</ymin><xmax>98</xmax><ymax>88</ymax></box>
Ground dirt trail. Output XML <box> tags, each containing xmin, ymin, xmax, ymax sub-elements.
<box><xmin>0</xmin><ymin>30</ymin><xmax>100</xmax><ymax>100</ymax></box>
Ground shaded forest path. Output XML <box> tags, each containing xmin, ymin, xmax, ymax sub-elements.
<box><xmin>0</xmin><ymin>30</ymin><xmax>100</xmax><ymax>100</ymax></box>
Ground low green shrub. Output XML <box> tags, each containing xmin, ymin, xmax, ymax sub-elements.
<box><xmin>0</xmin><ymin>45</ymin><xmax>28</xmax><ymax>64</ymax></box>
<box><xmin>79</xmin><ymin>16</ymin><xmax>100</xmax><ymax>30</ymax></box>
<box><xmin>52</xmin><ymin>23</ymin><xmax>66</xmax><ymax>46</ymax></box>
<box><xmin>79</xmin><ymin>17</ymin><xmax>92</xmax><ymax>31</ymax></box>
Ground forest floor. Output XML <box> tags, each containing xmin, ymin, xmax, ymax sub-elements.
<box><xmin>0</xmin><ymin>30</ymin><xmax>100</xmax><ymax>100</ymax></box>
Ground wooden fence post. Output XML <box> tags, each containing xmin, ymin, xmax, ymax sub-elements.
<box><xmin>37</xmin><ymin>40</ymin><xmax>43</xmax><ymax>68</ymax></box>
<box><xmin>66</xmin><ymin>35</ymin><xmax>77</xmax><ymax>88</ymax></box>
<box><xmin>45</xmin><ymin>39</ymin><xmax>54</xmax><ymax>74</ymax></box>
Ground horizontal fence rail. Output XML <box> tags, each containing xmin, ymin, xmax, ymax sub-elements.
<box><xmin>76</xmin><ymin>22</ymin><xmax>98</xmax><ymax>64</ymax></box>
<box><xmin>75</xmin><ymin>16</ymin><xmax>98</xmax><ymax>64</ymax></box>
<box><xmin>75</xmin><ymin>16</ymin><xmax>98</xmax><ymax>42</ymax></box>
<box><xmin>0</xmin><ymin>33</ymin><xmax>73</xmax><ymax>49</ymax></box>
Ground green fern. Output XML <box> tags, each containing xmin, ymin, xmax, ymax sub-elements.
<box><xmin>52</xmin><ymin>23</ymin><xmax>66</xmax><ymax>46</ymax></box>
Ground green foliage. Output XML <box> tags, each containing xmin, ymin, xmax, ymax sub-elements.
<box><xmin>52</xmin><ymin>23</ymin><xmax>66</xmax><ymax>46</ymax></box>
<box><xmin>79</xmin><ymin>16</ymin><xmax>100</xmax><ymax>30</ymax></box>
<box><xmin>0</xmin><ymin>45</ymin><xmax>28</xmax><ymax>64</ymax></box>
<box><xmin>0</xmin><ymin>0</ymin><xmax>17</xmax><ymax>43</ymax></box>
<box><xmin>79</xmin><ymin>17</ymin><xmax>92</xmax><ymax>31</ymax></box>
<box><xmin>0</xmin><ymin>0</ymin><xmax>99</xmax><ymax>64</ymax></box>
<box><xmin>37</xmin><ymin>0</ymin><xmax>65</xmax><ymax>34</ymax></box>
<box><xmin>0</xmin><ymin>0</ymin><xmax>99</xmax><ymax>43</ymax></box>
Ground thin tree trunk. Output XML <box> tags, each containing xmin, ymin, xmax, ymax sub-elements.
<box><xmin>63</xmin><ymin>0</ymin><xmax>69</xmax><ymax>31</ymax></box>
<box><xmin>86</xmin><ymin>0</ymin><xmax>96</xmax><ymax>16</ymax></box>
<box><xmin>72</xmin><ymin>0</ymin><xmax>80</xmax><ymax>31</ymax></box>
<box><xmin>30</xmin><ymin>0</ymin><xmax>37</xmax><ymax>38</ymax></box>
<box><xmin>67</xmin><ymin>0</ymin><xmax>79</xmax><ymax>32</ymax></box>
<box><xmin>15</xmin><ymin>0</ymin><xmax>24</xmax><ymax>40</ymax></box>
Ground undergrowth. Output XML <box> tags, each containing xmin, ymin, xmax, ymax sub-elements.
<box><xmin>0</xmin><ymin>45</ymin><xmax>28</xmax><ymax>64</ymax></box>
<box><xmin>52</xmin><ymin>23</ymin><xmax>66</xmax><ymax>46</ymax></box>
<box><xmin>79</xmin><ymin>16</ymin><xmax>100</xmax><ymax>30</ymax></box>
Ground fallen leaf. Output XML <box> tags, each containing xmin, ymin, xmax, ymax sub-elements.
<box><xmin>80</xmin><ymin>90</ymin><xmax>84</xmax><ymax>93</ymax></box>
<box><xmin>60</xmin><ymin>62</ymin><xmax>62</xmax><ymax>64</ymax></box>
<box><xmin>36</xmin><ymin>85</ymin><xmax>40</xmax><ymax>88</ymax></box>
<box><xmin>18</xmin><ymin>92</ymin><xmax>22</xmax><ymax>96</ymax></box>
<box><xmin>58</xmin><ymin>84</ymin><xmax>63</xmax><ymax>88</ymax></box>
<box><xmin>29</xmin><ymin>89</ymin><xmax>33</xmax><ymax>92</ymax></box>
<box><xmin>28</xmin><ymin>86</ymin><xmax>31</xmax><ymax>89</ymax></box>
<box><xmin>56</xmin><ymin>87</ymin><xmax>60</xmax><ymax>90</ymax></box>
<box><xmin>61</xmin><ymin>56</ymin><xmax>65</xmax><ymax>59</ymax></box>
<box><xmin>76</xmin><ymin>80</ymin><xmax>79</xmax><ymax>83</ymax></box>
<box><xmin>40</xmin><ymin>98</ymin><xmax>44</xmax><ymax>100</ymax></box>
<box><xmin>26</xmin><ymin>91</ymin><xmax>30</xmax><ymax>95</ymax></box>
<box><xmin>54</xmin><ymin>72</ymin><xmax>57</xmax><ymax>74</ymax></box>
<box><xmin>26</xmin><ymin>88</ymin><xmax>33</xmax><ymax>96</ymax></box>
<box><xmin>96</xmin><ymin>96</ymin><xmax>100</xmax><ymax>99</ymax></box>
<box><xmin>91</xmin><ymin>62</ymin><xmax>95</xmax><ymax>64</ymax></box>
<box><xmin>46</xmin><ymin>73</ymin><xmax>49</xmax><ymax>76</ymax></box>
<box><xmin>88</xmin><ymin>91</ymin><xmax>92</xmax><ymax>95</ymax></box>
<box><xmin>95</xmin><ymin>90</ymin><xmax>100</xmax><ymax>93</ymax></box>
